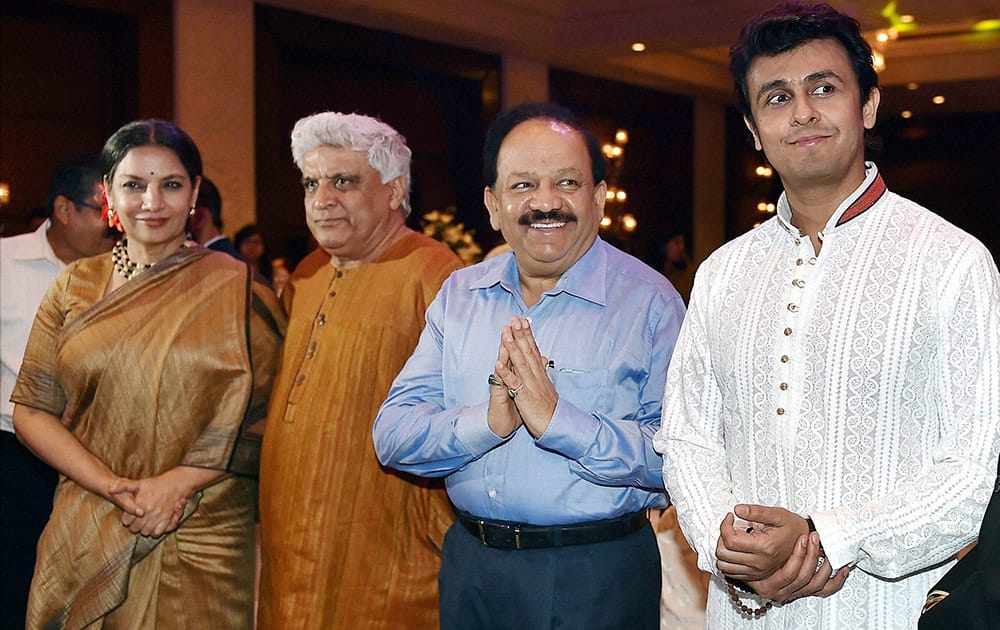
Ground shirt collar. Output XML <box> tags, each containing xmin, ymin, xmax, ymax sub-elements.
<box><xmin>469</xmin><ymin>238</ymin><xmax>608</xmax><ymax>307</ymax></box>
<box><xmin>9</xmin><ymin>220</ymin><xmax>62</xmax><ymax>265</ymax></box>
<box><xmin>776</xmin><ymin>162</ymin><xmax>888</xmax><ymax>236</ymax></box>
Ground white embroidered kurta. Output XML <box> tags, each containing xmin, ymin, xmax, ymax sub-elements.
<box><xmin>655</xmin><ymin>164</ymin><xmax>1000</xmax><ymax>629</ymax></box>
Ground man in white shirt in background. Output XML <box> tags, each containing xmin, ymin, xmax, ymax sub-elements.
<box><xmin>0</xmin><ymin>153</ymin><xmax>116</xmax><ymax>628</ymax></box>
<box><xmin>655</xmin><ymin>2</ymin><xmax>1000</xmax><ymax>628</ymax></box>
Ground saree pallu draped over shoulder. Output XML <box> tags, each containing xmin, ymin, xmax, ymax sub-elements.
<box><xmin>12</xmin><ymin>247</ymin><xmax>285</xmax><ymax>630</ymax></box>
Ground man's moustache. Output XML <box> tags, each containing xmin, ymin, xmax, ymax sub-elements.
<box><xmin>518</xmin><ymin>210</ymin><xmax>577</xmax><ymax>226</ymax></box>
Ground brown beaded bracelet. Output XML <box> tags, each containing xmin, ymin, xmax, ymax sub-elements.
<box><xmin>726</xmin><ymin>578</ymin><xmax>774</xmax><ymax>618</ymax></box>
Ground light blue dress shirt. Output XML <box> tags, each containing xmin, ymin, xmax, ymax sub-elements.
<box><xmin>374</xmin><ymin>238</ymin><xmax>685</xmax><ymax>525</ymax></box>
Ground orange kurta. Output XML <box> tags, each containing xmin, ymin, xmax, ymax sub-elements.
<box><xmin>258</xmin><ymin>231</ymin><xmax>461</xmax><ymax>629</ymax></box>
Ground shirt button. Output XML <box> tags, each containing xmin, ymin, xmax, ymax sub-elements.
<box><xmin>809</xmin><ymin>257</ymin><xmax>817</xmax><ymax>265</ymax></box>
<box><xmin>776</xmin><ymin>408</ymin><xmax>785</xmax><ymax>415</ymax></box>
<box><xmin>336</xmin><ymin>271</ymin><xmax>344</xmax><ymax>278</ymax></box>
<box><xmin>329</xmin><ymin>291</ymin><xmax>336</xmax><ymax>298</ymax></box>
<box><xmin>793</xmin><ymin>279</ymin><xmax>805</xmax><ymax>288</ymax></box>
<box><xmin>317</xmin><ymin>314</ymin><xmax>326</xmax><ymax>325</ymax></box>
<box><xmin>488</xmin><ymin>489</ymin><xmax>497</xmax><ymax>498</ymax></box>
<box><xmin>784</xmin><ymin>327</ymin><xmax>793</xmax><ymax>336</ymax></box>
<box><xmin>794</xmin><ymin>238</ymin><xmax>801</xmax><ymax>246</ymax></box>
<box><xmin>780</xmin><ymin>355</ymin><xmax>790</xmax><ymax>363</ymax></box>
<box><xmin>796</xmin><ymin>258</ymin><xmax>804</xmax><ymax>266</ymax></box>
<box><xmin>780</xmin><ymin>383</ymin><xmax>788</xmax><ymax>391</ymax></box>
<box><xmin>788</xmin><ymin>303</ymin><xmax>798</xmax><ymax>312</ymax></box>
<box><xmin>294</xmin><ymin>374</ymin><xmax>305</xmax><ymax>385</ymax></box>
<box><xmin>305</xmin><ymin>341</ymin><xmax>317</xmax><ymax>359</ymax></box>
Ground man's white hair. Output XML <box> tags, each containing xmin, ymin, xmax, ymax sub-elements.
<box><xmin>290</xmin><ymin>112</ymin><xmax>412</xmax><ymax>217</ymax></box>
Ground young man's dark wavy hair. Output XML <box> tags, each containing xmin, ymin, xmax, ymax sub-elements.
<box><xmin>729</xmin><ymin>2</ymin><xmax>879</xmax><ymax>131</ymax></box>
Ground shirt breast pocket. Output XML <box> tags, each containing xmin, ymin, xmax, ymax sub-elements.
<box><xmin>551</xmin><ymin>366</ymin><xmax>610</xmax><ymax>415</ymax></box>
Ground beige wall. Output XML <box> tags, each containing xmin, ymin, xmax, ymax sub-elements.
<box><xmin>174</xmin><ymin>0</ymin><xmax>256</xmax><ymax>238</ymax></box>
<box><xmin>502</xmin><ymin>55</ymin><xmax>549</xmax><ymax>109</ymax></box>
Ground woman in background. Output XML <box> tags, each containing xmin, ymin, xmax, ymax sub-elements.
<box><xmin>235</xmin><ymin>223</ymin><xmax>273</xmax><ymax>281</ymax></box>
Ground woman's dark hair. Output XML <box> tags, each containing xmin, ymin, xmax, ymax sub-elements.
<box><xmin>483</xmin><ymin>102</ymin><xmax>606</xmax><ymax>189</ymax></box>
<box><xmin>234</xmin><ymin>223</ymin><xmax>272</xmax><ymax>279</ymax></box>
<box><xmin>100</xmin><ymin>119</ymin><xmax>203</xmax><ymax>183</ymax></box>
<box><xmin>234</xmin><ymin>223</ymin><xmax>263</xmax><ymax>250</ymax></box>
<box><xmin>729</xmin><ymin>2</ymin><xmax>879</xmax><ymax>125</ymax></box>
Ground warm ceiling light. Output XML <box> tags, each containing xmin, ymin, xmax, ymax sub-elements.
<box><xmin>606</xmin><ymin>188</ymin><xmax>616</xmax><ymax>201</ymax></box>
<box><xmin>621</xmin><ymin>213</ymin><xmax>638</xmax><ymax>231</ymax></box>
<box><xmin>932</xmin><ymin>95</ymin><xmax>946</xmax><ymax>105</ymax></box>
<box><xmin>900</xmin><ymin>14</ymin><xmax>915</xmax><ymax>23</ymax></box>
<box><xmin>901</xmin><ymin>110</ymin><xmax>912</xmax><ymax>119</ymax></box>
<box><xmin>906</xmin><ymin>82</ymin><xmax>919</xmax><ymax>91</ymax></box>
<box><xmin>631</xmin><ymin>42</ymin><xmax>646</xmax><ymax>52</ymax></box>
<box><xmin>973</xmin><ymin>19</ymin><xmax>1000</xmax><ymax>32</ymax></box>
<box><xmin>615</xmin><ymin>129</ymin><xmax>629</xmax><ymax>144</ymax></box>
<box><xmin>600</xmin><ymin>215</ymin><xmax>612</xmax><ymax>228</ymax></box>
<box><xmin>0</xmin><ymin>182</ymin><xmax>9</xmax><ymax>205</ymax></box>
<box><xmin>876</xmin><ymin>31</ymin><xmax>890</xmax><ymax>43</ymax></box>
<box><xmin>615</xmin><ymin>190</ymin><xmax>627</xmax><ymax>202</ymax></box>
<box><xmin>872</xmin><ymin>50</ymin><xmax>885</xmax><ymax>72</ymax></box>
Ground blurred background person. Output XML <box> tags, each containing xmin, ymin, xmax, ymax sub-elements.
<box><xmin>269</xmin><ymin>258</ymin><xmax>291</xmax><ymax>297</ymax></box>
<box><xmin>235</xmin><ymin>223</ymin><xmax>272</xmax><ymax>280</ymax></box>
<box><xmin>11</xmin><ymin>120</ymin><xmax>284</xmax><ymax>629</ymax></box>
<box><xmin>660</xmin><ymin>227</ymin><xmax>695</xmax><ymax>305</ymax></box>
<box><xmin>189</xmin><ymin>176</ymin><xmax>240</xmax><ymax>258</ymax></box>
<box><xmin>0</xmin><ymin>152</ymin><xmax>115</xmax><ymax>629</ymax></box>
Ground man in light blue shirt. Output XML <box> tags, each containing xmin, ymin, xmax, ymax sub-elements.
<box><xmin>374</xmin><ymin>102</ymin><xmax>685</xmax><ymax>629</ymax></box>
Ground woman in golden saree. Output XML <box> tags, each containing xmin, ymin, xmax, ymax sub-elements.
<box><xmin>12</xmin><ymin>120</ymin><xmax>284</xmax><ymax>629</ymax></box>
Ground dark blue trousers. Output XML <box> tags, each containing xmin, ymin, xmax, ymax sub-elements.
<box><xmin>0</xmin><ymin>430</ymin><xmax>57</xmax><ymax>630</ymax></box>
<box><xmin>439</xmin><ymin>519</ymin><xmax>661</xmax><ymax>630</ymax></box>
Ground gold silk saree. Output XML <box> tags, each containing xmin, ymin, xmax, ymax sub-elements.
<box><xmin>12</xmin><ymin>247</ymin><xmax>285</xmax><ymax>629</ymax></box>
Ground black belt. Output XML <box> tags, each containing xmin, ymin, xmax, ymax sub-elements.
<box><xmin>456</xmin><ymin>510</ymin><xmax>648</xmax><ymax>550</ymax></box>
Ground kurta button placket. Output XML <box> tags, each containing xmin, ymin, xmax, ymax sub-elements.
<box><xmin>776</xmin><ymin>234</ymin><xmax>813</xmax><ymax>426</ymax></box>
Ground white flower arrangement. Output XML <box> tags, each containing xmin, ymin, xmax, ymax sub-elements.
<box><xmin>420</xmin><ymin>206</ymin><xmax>483</xmax><ymax>265</ymax></box>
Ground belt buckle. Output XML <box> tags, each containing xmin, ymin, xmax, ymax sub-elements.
<box><xmin>477</xmin><ymin>519</ymin><xmax>522</xmax><ymax>549</ymax></box>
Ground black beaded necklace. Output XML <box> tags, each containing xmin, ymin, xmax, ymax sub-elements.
<box><xmin>111</xmin><ymin>238</ymin><xmax>157</xmax><ymax>280</ymax></box>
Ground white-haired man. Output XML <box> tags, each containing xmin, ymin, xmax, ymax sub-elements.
<box><xmin>257</xmin><ymin>112</ymin><xmax>462</xmax><ymax>629</ymax></box>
